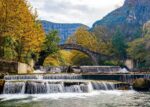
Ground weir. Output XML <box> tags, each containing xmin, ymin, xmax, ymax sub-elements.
<box><xmin>1</xmin><ymin>74</ymin><xmax>129</xmax><ymax>94</ymax></box>
<box><xmin>2</xmin><ymin>80</ymin><xmax>118</xmax><ymax>94</ymax></box>
<box><xmin>4</xmin><ymin>74</ymin><xmax>150</xmax><ymax>83</ymax></box>
<box><xmin>3</xmin><ymin>72</ymin><xmax>150</xmax><ymax>94</ymax></box>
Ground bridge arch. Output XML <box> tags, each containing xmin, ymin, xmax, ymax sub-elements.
<box><xmin>36</xmin><ymin>44</ymin><xmax>100</xmax><ymax>66</ymax></box>
<box><xmin>59</xmin><ymin>44</ymin><xmax>99</xmax><ymax>65</ymax></box>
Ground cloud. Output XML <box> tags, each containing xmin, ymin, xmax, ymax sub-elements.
<box><xmin>28</xmin><ymin>0</ymin><xmax>125</xmax><ymax>27</ymax></box>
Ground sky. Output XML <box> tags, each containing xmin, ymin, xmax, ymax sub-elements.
<box><xmin>28</xmin><ymin>0</ymin><xmax>125</xmax><ymax>27</ymax></box>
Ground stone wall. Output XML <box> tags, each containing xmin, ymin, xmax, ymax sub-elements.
<box><xmin>125</xmin><ymin>59</ymin><xmax>134</xmax><ymax>71</ymax></box>
<box><xmin>0</xmin><ymin>60</ymin><xmax>33</xmax><ymax>74</ymax></box>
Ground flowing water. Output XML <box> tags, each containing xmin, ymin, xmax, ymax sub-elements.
<box><xmin>1</xmin><ymin>74</ymin><xmax>150</xmax><ymax>107</ymax></box>
<box><xmin>0</xmin><ymin>91</ymin><xmax>150</xmax><ymax>107</ymax></box>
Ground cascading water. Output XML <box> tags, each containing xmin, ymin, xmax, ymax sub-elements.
<box><xmin>46</xmin><ymin>83</ymin><xmax>64</xmax><ymax>93</ymax></box>
<box><xmin>3</xmin><ymin>81</ymin><xmax>26</xmax><ymax>94</ymax></box>
<box><xmin>2</xmin><ymin>81</ymin><xmax>118</xmax><ymax>94</ymax></box>
<box><xmin>2</xmin><ymin>75</ymin><xmax>121</xmax><ymax>94</ymax></box>
<box><xmin>91</xmin><ymin>82</ymin><xmax>115</xmax><ymax>90</ymax></box>
<box><xmin>3</xmin><ymin>81</ymin><xmax>93</xmax><ymax>94</ymax></box>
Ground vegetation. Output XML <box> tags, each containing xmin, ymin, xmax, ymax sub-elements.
<box><xmin>0</xmin><ymin>0</ymin><xmax>45</xmax><ymax>63</ymax></box>
<box><xmin>112</xmin><ymin>29</ymin><xmax>127</xmax><ymax>60</ymax></box>
<box><xmin>67</xmin><ymin>27</ymin><xmax>100</xmax><ymax>52</ymax></box>
<box><xmin>0</xmin><ymin>0</ymin><xmax>149</xmax><ymax>70</ymax></box>
<box><xmin>67</xmin><ymin>27</ymin><xmax>99</xmax><ymax>65</ymax></box>
<box><xmin>36</xmin><ymin>30</ymin><xmax>60</xmax><ymax>66</ymax></box>
<box><xmin>92</xmin><ymin>26</ymin><xmax>112</xmax><ymax>55</ymax></box>
<box><xmin>127</xmin><ymin>23</ymin><xmax>150</xmax><ymax>69</ymax></box>
<box><xmin>91</xmin><ymin>24</ymin><xmax>149</xmax><ymax>69</ymax></box>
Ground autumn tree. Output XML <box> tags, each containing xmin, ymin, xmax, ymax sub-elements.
<box><xmin>67</xmin><ymin>27</ymin><xmax>101</xmax><ymax>65</ymax></box>
<box><xmin>67</xmin><ymin>27</ymin><xmax>100</xmax><ymax>52</ymax></box>
<box><xmin>44</xmin><ymin>50</ymin><xmax>73</xmax><ymax>66</ymax></box>
<box><xmin>0</xmin><ymin>0</ymin><xmax>45</xmax><ymax>63</ymax></box>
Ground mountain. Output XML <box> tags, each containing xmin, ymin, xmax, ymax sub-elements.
<box><xmin>41</xmin><ymin>20</ymin><xmax>88</xmax><ymax>44</ymax></box>
<box><xmin>92</xmin><ymin>0</ymin><xmax>150</xmax><ymax>41</ymax></box>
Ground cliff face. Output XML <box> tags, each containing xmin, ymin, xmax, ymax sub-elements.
<box><xmin>92</xmin><ymin>0</ymin><xmax>150</xmax><ymax>40</ymax></box>
<box><xmin>41</xmin><ymin>20</ymin><xmax>88</xmax><ymax>44</ymax></box>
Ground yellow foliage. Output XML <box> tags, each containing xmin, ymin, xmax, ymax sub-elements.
<box><xmin>67</xmin><ymin>27</ymin><xmax>111</xmax><ymax>55</ymax></box>
<box><xmin>67</xmin><ymin>27</ymin><xmax>99</xmax><ymax>52</ymax></box>
<box><xmin>44</xmin><ymin>50</ymin><xmax>73</xmax><ymax>66</ymax></box>
<box><xmin>44</xmin><ymin>49</ymin><xmax>92</xmax><ymax>66</ymax></box>
<box><xmin>0</xmin><ymin>0</ymin><xmax>45</xmax><ymax>62</ymax></box>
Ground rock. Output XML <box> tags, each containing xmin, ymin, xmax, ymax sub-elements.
<box><xmin>92</xmin><ymin>0</ymin><xmax>150</xmax><ymax>41</ymax></box>
<box><xmin>41</xmin><ymin>20</ymin><xmax>89</xmax><ymax>44</ymax></box>
<box><xmin>0</xmin><ymin>80</ymin><xmax>5</xmax><ymax>94</ymax></box>
<box><xmin>116</xmin><ymin>83</ymin><xmax>130</xmax><ymax>90</ymax></box>
<box><xmin>133</xmin><ymin>78</ymin><xmax>150</xmax><ymax>91</ymax></box>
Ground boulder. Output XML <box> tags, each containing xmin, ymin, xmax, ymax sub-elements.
<box><xmin>133</xmin><ymin>78</ymin><xmax>150</xmax><ymax>91</ymax></box>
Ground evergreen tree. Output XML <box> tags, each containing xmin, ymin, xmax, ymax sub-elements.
<box><xmin>112</xmin><ymin>29</ymin><xmax>127</xmax><ymax>60</ymax></box>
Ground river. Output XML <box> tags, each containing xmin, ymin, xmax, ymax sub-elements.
<box><xmin>0</xmin><ymin>91</ymin><xmax>149</xmax><ymax>107</ymax></box>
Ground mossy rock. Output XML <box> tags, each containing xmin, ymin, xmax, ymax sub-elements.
<box><xmin>0</xmin><ymin>80</ymin><xmax>5</xmax><ymax>94</ymax></box>
<box><xmin>133</xmin><ymin>78</ymin><xmax>150</xmax><ymax>91</ymax></box>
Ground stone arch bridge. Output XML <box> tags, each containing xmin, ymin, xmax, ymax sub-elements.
<box><xmin>59</xmin><ymin>44</ymin><xmax>102</xmax><ymax>65</ymax></box>
<box><xmin>36</xmin><ymin>44</ymin><xmax>110</xmax><ymax>66</ymax></box>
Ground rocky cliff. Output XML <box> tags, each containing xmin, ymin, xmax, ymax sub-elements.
<box><xmin>41</xmin><ymin>20</ymin><xmax>88</xmax><ymax>44</ymax></box>
<box><xmin>92</xmin><ymin>0</ymin><xmax>150</xmax><ymax>41</ymax></box>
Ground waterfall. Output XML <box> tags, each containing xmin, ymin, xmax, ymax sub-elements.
<box><xmin>2</xmin><ymin>80</ymin><xmax>118</xmax><ymax>94</ymax></box>
<box><xmin>87</xmin><ymin>82</ymin><xmax>93</xmax><ymax>92</ymax></box>
<box><xmin>25</xmin><ymin>81</ymin><xmax>47</xmax><ymax>94</ymax></box>
<box><xmin>2</xmin><ymin>75</ymin><xmax>122</xmax><ymax>94</ymax></box>
<box><xmin>2</xmin><ymin>81</ymin><xmax>94</xmax><ymax>94</ymax></box>
<box><xmin>91</xmin><ymin>82</ymin><xmax>115</xmax><ymax>90</ymax></box>
<box><xmin>46</xmin><ymin>82</ymin><xmax>64</xmax><ymax>93</ymax></box>
<box><xmin>64</xmin><ymin>85</ymin><xmax>82</xmax><ymax>93</ymax></box>
<box><xmin>3</xmin><ymin>81</ymin><xmax>25</xmax><ymax>94</ymax></box>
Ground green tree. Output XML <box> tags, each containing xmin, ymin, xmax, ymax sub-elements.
<box><xmin>36</xmin><ymin>30</ymin><xmax>60</xmax><ymax>66</ymax></box>
<box><xmin>1</xmin><ymin>36</ymin><xmax>16</xmax><ymax>60</ymax></box>
<box><xmin>127</xmin><ymin>21</ymin><xmax>150</xmax><ymax>69</ymax></box>
<box><xmin>112</xmin><ymin>29</ymin><xmax>127</xmax><ymax>61</ymax></box>
<box><xmin>92</xmin><ymin>26</ymin><xmax>113</xmax><ymax>55</ymax></box>
<box><xmin>43</xmin><ymin>30</ymin><xmax>60</xmax><ymax>54</ymax></box>
<box><xmin>127</xmin><ymin>23</ymin><xmax>150</xmax><ymax>69</ymax></box>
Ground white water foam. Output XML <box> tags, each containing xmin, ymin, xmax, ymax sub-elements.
<box><xmin>0</xmin><ymin>90</ymin><xmax>136</xmax><ymax>102</ymax></box>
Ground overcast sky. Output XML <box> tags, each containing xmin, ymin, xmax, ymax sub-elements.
<box><xmin>28</xmin><ymin>0</ymin><xmax>125</xmax><ymax>27</ymax></box>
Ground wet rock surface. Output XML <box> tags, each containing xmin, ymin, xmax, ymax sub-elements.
<box><xmin>133</xmin><ymin>78</ymin><xmax>150</xmax><ymax>91</ymax></box>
